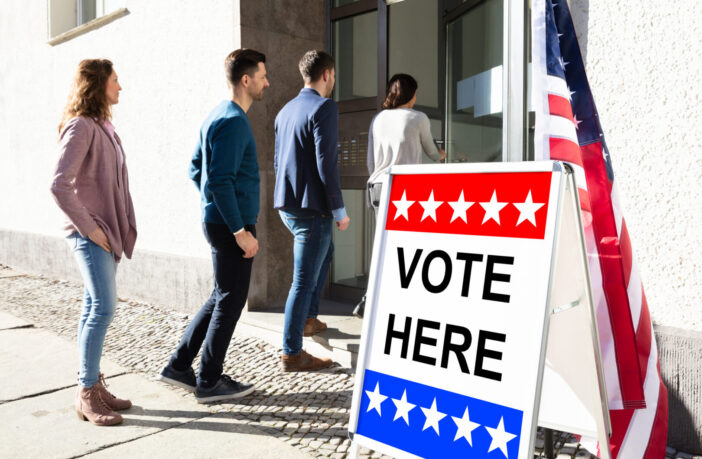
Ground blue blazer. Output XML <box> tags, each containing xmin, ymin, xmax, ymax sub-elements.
<box><xmin>274</xmin><ymin>88</ymin><xmax>345</xmax><ymax>216</ymax></box>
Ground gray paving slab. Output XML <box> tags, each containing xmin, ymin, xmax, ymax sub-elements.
<box><xmin>87</xmin><ymin>413</ymin><xmax>312</xmax><ymax>459</ymax></box>
<box><xmin>0</xmin><ymin>373</ymin><xmax>210</xmax><ymax>459</ymax></box>
<box><xmin>0</xmin><ymin>310</ymin><xmax>32</xmax><ymax>330</ymax></box>
<box><xmin>0</xmin><ymin>327</ymin><xmax>124</xmax><ymax>402</ymax></box>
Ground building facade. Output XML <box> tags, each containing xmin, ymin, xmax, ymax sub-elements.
<box><xmin>3</xmin><ymin>0</ymin><xmax>697</xmax><ymax>324</ymax></box>
<box><xmin>0</xmin><ymin>0</ymin><xmax>701</xmax><ymax>451</ymax></box>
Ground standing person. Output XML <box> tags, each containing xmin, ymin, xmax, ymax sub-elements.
<box><xmin>367</xmin><ymin>73</ymin><xmax>446</xmax><ymax>201</ymax></box>
<box><xmin>157</xmin><ymin>49</ymin><xmax>268</xmax><ymax>403</ymax></box>
<box><xmin>274</xmin><ymin>50</ymin><xmax>350</xmax><ymax>372</ymax></box>
<box><xmin>355</xmin><ymin>73</ymin><xmax>447</xmax><ymax>318</ymax></box>
<box><xmin>51</xmin><ymin>59</ymin><xmax>137</xmax><ymax>426</ymax></box>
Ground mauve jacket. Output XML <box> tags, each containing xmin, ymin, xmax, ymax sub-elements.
<box><xmin>50</xmin><ymin>116</ymin><xmax>137</xmax><ymax>262</ymax></box>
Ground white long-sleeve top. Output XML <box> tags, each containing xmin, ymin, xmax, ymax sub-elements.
<box><xmin>366</xmin><ymin>108</ymin><xmax>441</xmax><ymax>185</ymax></box>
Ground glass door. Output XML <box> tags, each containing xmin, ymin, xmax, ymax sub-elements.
<box><xmin>445</xmin><ymin>0</ymin><xmax>504</xmax><ymax>163</ymax></box>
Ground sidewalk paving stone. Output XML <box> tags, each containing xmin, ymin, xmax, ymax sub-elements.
<box><xmin>0</xmin><ymin>327</ymin><xmax>123</xmax><ymax>402</ymax></box>
<box><xmin>0</xmin><ymin>310</ymin><xmax>32</xmax><ymax>330</ymax></box>
<box><xmin>0</xmin><ymin>266</ymin><xmax>693</xmax><ymax>459</ymax></box>
<box><xmin>0</xmin><ymin>373</ymin><xmax>210</xmax><ymax>458</ymax></box>
<box><xmin>87</xmin><ymin>413</ymin><xmax>311</xmax><ymax>458</ymax></box>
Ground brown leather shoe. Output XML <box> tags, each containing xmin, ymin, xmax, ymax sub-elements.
<box><xmin>281</xmin><ymin>350</ymin><xmax>333</xmax><ymax>372</ymax></box>
<box><xmin>75</xmin><ymin>386</ymin><xmax>123</xmax><ymax>426</ymax></box>
<box><xmin>97</xmin><ymin>373</ymin><xmax>132</xmax><ymax>411</ymax></box>
<box><xmin>303</xmin><ymin>318</ymin><xmax>327</xmax><ymax>337</ymax></box>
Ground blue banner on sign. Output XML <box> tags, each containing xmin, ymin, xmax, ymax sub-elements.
<box><xmin>356</xmin><ymin>370</ymin><xmax>524</xmax><ymax>458</ymax></box>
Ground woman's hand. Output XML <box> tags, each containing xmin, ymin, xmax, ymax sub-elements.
<box><xmin>88</xmin><ymin>227</ymin><xmax>112</xmax><ymax>253</ymax></box>
<box><xmin>439</xmin><ymin>149</ymin><xmax>447</xmax><ymax>162</ymax></box>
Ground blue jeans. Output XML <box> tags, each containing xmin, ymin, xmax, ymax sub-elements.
<box><xmin>67</xmin><ymin>232</ymin><xmax>117</xmax><ymax>388</ymax></box>
<box><xmin>279</xmin><ymin>209</ymin><xmax>333</xmax><ymax>356</ymax></box>
<box><xmin>169</xmin><ymin>223</ymin><xmax>255</xmax><ymax>388</ymax></box>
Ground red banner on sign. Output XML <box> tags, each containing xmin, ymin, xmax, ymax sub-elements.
<box><xmin>385</xmin><ymin>172</ymin><xmax>552</xmax><ymax>240</ymax></box>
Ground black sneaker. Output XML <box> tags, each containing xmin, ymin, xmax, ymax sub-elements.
<box><xmin>195</xmin><ymin>375</ymin><xmax>255</xmax><ymax>404</ymax></box>
<box><xmin>157</xmin><ymin>364</ymin><xmax>196</xmax><ymax>392</ymax></box>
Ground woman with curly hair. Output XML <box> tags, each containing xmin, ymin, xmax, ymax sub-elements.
<box><xmin>50</xmin><ymin>59</ymin><xmax>137</xmax><ymax>426</ymax></box>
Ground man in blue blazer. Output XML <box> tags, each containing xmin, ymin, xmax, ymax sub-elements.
<box><xmin>274</xmin><ymin>50</ymin><xmax>350</xmax><ymax>372</ymax></box>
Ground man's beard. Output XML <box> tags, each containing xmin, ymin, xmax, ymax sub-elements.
<box><xmin>251</xmin><ymin>88</ymin><xmax>265</xmax><ymax>101</ymax></box>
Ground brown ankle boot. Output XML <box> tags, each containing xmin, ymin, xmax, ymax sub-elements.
<box><xmin>75</xmin><ymin>386</ymin><xmax>123</xmax><ymax>426</ymax></box>
<box><xmin>281</xmin><ymin>350</ymin><xmax>333</xmax><ymax>372</ymax></box>
<box><xmin>303</xmin><ymin>318</ymin><xmax>327</xmax><ymax>337</ymax></box>
<box><xmin>96</xmin><ymin>373</ymin><xmax>132</xmax><ymax>411</ymax></box>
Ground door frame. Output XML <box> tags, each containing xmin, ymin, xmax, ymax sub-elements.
<box><xmin>325</xmin><ymin>0</ymin><xmax>530</xmax><ymax>303</ymax></box>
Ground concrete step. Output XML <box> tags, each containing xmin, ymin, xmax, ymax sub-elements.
<box><xmin>238</xmin><ymin>300</ymin><xmax>362</xmax><ymax>368</ymax></box>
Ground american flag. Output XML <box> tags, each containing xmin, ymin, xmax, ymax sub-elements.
<box><xmin>532</xmin><ymin>0</ymin><xmax>668</xmax><ymax>456</ymax></box>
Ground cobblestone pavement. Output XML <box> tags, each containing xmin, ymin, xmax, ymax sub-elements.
<box><xmin>0</xmin><ymin>265</ymin><xmax>695</xmax><ymax>459</ymax></box>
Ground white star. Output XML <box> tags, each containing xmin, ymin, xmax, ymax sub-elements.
<box><xmin>448</xmin><ymin>191</ymin><xmax>474</xmax><ymax>223</ymax></box>
<box><xmin>558</xmin><ymin>56</ymin><xmax>569</xmax><ymax>69</ymax></box>
<box><xmin>419</xmin><ymin>190</ymin><xmax>443</xmax><ymax>222</ymax></box>
<box><xmin>567</xmin><ymin>86</ymin><xmax>576</xmax><ymax>101</ymax></box>
<box><xmin>391</xmin><ymin>390</ymin><xmax>416</xmax><ymax>425</ymax></box>
<box><xmin>451</xmin><ymin>407</ymin><xmax>481</xmax><ymax>444</ymax></box>
<box><xmin>420</xmin><ymin>398</ymin><xmax>446</xmax><ymax>435</ymax></box>
<box><xmin>392</xmin><ymin>191</ymin><xmax>415</xmax><ymax>221</ymax></box>
<box><xmin>557</xmin><ymin>32</ymin><xmax>563</xmax><ymax>39</ymax></box>
<box><xmin>479</xmin><ymin>191</ymin><xmax>508</xmax><ymax>225</ymax></box>
<box><xmin>485</xmin><ymin>417</ymin><xmax>517</xmax><ymax>458</ymax></box>
<box><xmin>514</xmin><ymin>190</ymin><xmax>545</xmax><ymax>227</ymax></box>
<box><xmin>365</xmin><ymin>382</ymin><xmax>387</xmax><ymax>416</ymax></box>
<box><xmin>573</xmin><ymin>115</ymin><xmax>583</xmax><ymax>130</ymax></box>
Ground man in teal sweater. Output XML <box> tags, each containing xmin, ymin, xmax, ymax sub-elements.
<box><xmin>158</xmin><ymin>49</ymin><xmax>269</xmax><ymax>403</ymax></box>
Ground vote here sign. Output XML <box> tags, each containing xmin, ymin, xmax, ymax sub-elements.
<box><xmin>352</xmin><ymin>165</ymin><xmax>562</xmax><ymax>459</ymax></box>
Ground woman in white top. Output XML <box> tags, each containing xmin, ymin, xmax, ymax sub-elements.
<box><xmin>355</xmin><ymin>75</ymin><xmax>447</xmax><ymax>318</ymax></box>
<box><xmin>366</xmin><ymin>73</ymin><xmax>446</xmax><ymax>206</ymax></box>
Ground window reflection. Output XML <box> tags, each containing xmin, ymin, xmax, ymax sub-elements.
<box><xmin>446</xmin><ymin>0</ymin><xmax>504</xmax><ymax>163</ymax></box>
<box><xmin>332</xmin><ymin>11</ymin><xmax>378</xmax><ymax>101</ymax></box>
<box><xmin>331</xmin><ymin>189</ymin><xmax>375</xmax><ymax>289</ymax></box>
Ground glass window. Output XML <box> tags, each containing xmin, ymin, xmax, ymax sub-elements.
<box><xmin>332</xmin><ymin>0</ymin><xmax>360</xmax><ymax>7</ymax></box>
<box><xmin>332</xmin><ymin>11</ymin><xmax>378</xmax><ymax>101</ymax></box>
<box><xmin>331</xmin><ymin>189</ymin><xmax>376</xmax><ymax>289</ymax></box>
<box><xmin>388</xmin><ymin>0</ymin><xmax>442</xmax><ymax>147</ymax></box>
<box><xmin>79</xmin><ymin>0</ymin><xmax>97</xmax><ymax>25</ymax></box>
<box><xmin>388</xmin><ymin>0</ymin><xmax>439</xmax><ymax>110</ymax></box>
<box><xmin>446</xmin><ymin>0</ymin><xmax>504</xmax><ymax>163</ymax></box>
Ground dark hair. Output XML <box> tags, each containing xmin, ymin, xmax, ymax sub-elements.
<box><xmin>382</xmin><ymin>73</ymin><xmax>418</xmax><ymax>110</ymax></box>
<box><xmin>59</xmin><ymin>59</ymin><xmax>114</xmax><ymax>134</ymax></box>
<box><xmin>225</xmin><ymin>49</ymin><xmax>266</xmax><ymax>86</ymax></box>
<box><xmin>298</xmin><ymin>50</ymin><xmax>335</xmax><ymax>83</ymax></box>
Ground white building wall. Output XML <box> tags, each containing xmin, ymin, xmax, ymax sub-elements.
<box><xmin>0</xmin><ymin>1</ymin><xmax>699</xmax><ymax>330</ymax></box>
<box><xmin>0</xmin><ymin>0</ymin><xmax>239</xmax><ymax>261</ymax></box>
<box><xmin>569</xmin><ymin>0</ymin><xmax>702</xmax><ymax>331</ymax></box>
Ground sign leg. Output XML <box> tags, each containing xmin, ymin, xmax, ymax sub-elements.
<box><xmin>348</xmin><ymin>441</ymin><xmax>360</xmax><ymax>459</ymax></box>
<box><xmin>543</xmin><ymin>428</ymin><xmax>555</xmax><ymax>459</ymax></box>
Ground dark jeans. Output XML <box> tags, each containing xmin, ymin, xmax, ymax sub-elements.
<box><xmin>169</xmin><ymin>222</ymin><xmax>255</xmax><ymax>388</ymax></box>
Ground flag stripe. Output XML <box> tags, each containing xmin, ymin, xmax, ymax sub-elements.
<box><xmin>547</xmin><ymin>116</ymin><xmax>580</xmax><ymax>144</ymax></box>
<box><xmin>549</xmin><ymin>93</ymin><xmax>575</xmax><ymax>120</ymax></box>
<box><xmin>549</xmin><ymin>137</ymin><xmax>584</xmax><ymax>167</ymax></box>
<box><xmin>581</xmin><ymin>140</ymin><xmax>646</xmax><ymax>405</ymax></box>
<box><xmin>620</xmin><ymin>220</ymin><xmax>633</xmax><ymax>291</ymax></box>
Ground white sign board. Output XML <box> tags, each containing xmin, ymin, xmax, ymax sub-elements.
<box><xmin>350</xmin><ymin>162</ymin><xmax>567</xmax><ymax>458</ymax></box>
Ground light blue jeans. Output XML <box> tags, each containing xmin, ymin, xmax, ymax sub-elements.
<box><xmin>67</xmin><ymin>232</ymin><xmax>117</xmax><ymax>388</ymax></box>
<box><xmin>279</xmin><ymin>209</ymin><xmax>334</xmax><ymax>356</ymax></box>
